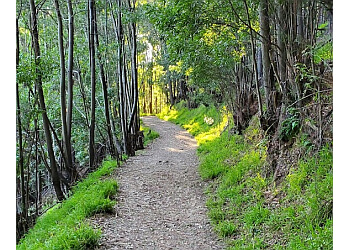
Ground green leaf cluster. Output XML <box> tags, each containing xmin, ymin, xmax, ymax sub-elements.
<box><xmin>279</xmin><ymin>108</ymin><xmax>301</xmax><ymax>141</ymax></box>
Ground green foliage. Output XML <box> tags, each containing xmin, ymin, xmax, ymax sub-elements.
<box><xmin>313</xmin><ymin>40</ymin><xmax>333</xmax><ymax>64</ymax></box>
<box><xmin>313</xmin><ymin>22</ymin><xmax>332</xmax><ymax>64</ymax></box>
<box><xmin>17</xmin><ymin>159</ymin><xmax>119</xmax><ymax>250</ymax></box>
<box><xmin>158</xmin><ymin>102</ymin><xmax>222</xmax><ymax>137</ymax></box>
<box><xmin>160</xmin><ymin>105</ymin><xmax>333</xmax><ymax>249</ymax></box>
<box><xmin>279</xmin><ymin>108</ymin><xmax>301</xmax><ymax>141</ymax></box>
<box><xmin>140</xmin><ymin>119</ymin><xmax>160</xmax><ymax>146</ymax></box>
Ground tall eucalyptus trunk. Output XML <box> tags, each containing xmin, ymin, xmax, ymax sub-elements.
<box><xmin>116</xmin><ymin>0</ymin><xmax>128</xmax><ymax>154</ymax></box>
<box><xmin>89</xmin><ymin>0</ymin><xmax>97</xmax><ymax>169</ymax></box>
<box><xmin>259</xmin><ymin>0</ymin><xmax>274</xmax><ymax>115</ymax></box>
<box><xmin>66</xmin><ymin>0</ymin><xmax>76</xmax><ymax>180</ymax></box>
<box><xmin>127</xmin><ymin>0</ymin><xmax>140</xmax><ymax>136</ymax></box>
<box><xmin>243</xmin><ymin>0</ymin><xmax>263</xmax><ymax>120</ymax></box>
<box><xmin>53</xmin><ymin>0</ymin><xmax>73</xmax><ymax>184</ymax></box>
<box><xmin>16</xmin><ymin>16</ymin><xmax>27</xmax><ymax>231</ymax></box>
<box><xmin>94</xmin><ymin>4</ymin><xmax>118</xmax><ymax>158</ymax></box>
<box><xmin>29</xmin><ymin>0</ymin><xmax>64</xmax><ymax>201</ymax></box>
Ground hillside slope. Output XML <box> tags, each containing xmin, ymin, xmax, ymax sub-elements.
<box><xmin>158</xmin><ymin>103</ymin><xmax>332</xmax><ymax>249</ymax></box>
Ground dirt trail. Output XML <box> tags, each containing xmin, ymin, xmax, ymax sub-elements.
<box><xmin>91</xmin><ymin>116</ymin><xmax>224</xmax><ymax>249</ymax></box>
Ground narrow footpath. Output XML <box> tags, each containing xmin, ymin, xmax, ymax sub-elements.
<box><xmin>91</xmin><ymin>116</ymin><xmax>223</xmax><ymax>249</ymax></box>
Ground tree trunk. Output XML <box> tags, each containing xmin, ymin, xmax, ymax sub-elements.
<box><xmin>277</xmin><ymin>1</ymin><xmax>287</xmax><ymax>94</ymax></box>
<box><xmin>29</xmin><ymin>0</ymin><xmax>64</xmax><ymax>201</ymax></box>
<box><xmin>168</xmin><ymin>80</ymin><xmax>175</xmax><ymax>107</ymax></box>
<box><xmin>116</xmin><ymin>0</ymin><xmax>128</xmax><ymax>154</ymax></box>
<box><xmin>89</xmin><ymin>0</ymin><xmax>96</xmax><ymax>169</ymax></box>
<box><xmin>127</xmin><ymin>0</ymin><xmax>140</xmax><ymax>138</ymax></box>
<box><xmin>66</xmin><ymin>0</ymin><xmax>76</xmax><ymax>179</ymax></box>
<box><xmin>149</xmin><ymin>83</ymin><xmax>153</xmax><ymax>114</ymax></box>
<box><xmin>16</xmin><ymin>16</ymin><xmax>27</xmax><ymax>230</ymax></box>
<box><xmin>259</xmin><ymin>0</ymin><xmax>274</xmax><ymax>115</ymax></box>
<box><xmin>53</xmin><ymin>0</ymin><xmax>74</xmax><ymax>185</ymax></box>
<box><xmin>243</xmin><ymin>0</ymin><xmax>263</xmax><ymax>120</ymax></box>
<box><xmin>94</xmin><ymin>5</ymin><xmax>118</xmax><ymax>159</ymax></box>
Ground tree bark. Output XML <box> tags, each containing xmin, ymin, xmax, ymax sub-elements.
<box><xmin>259</xmin><ymin>0</ymin><xmax>274</xmax><ymax>115</ymax></box>
<box><xmin>29</xmin><ymin>0</ymin><xmax>64</xmax><ymax>201</ymax></box>
<box><xmin>149</xmin><ymin>82</ymin><xmax>153</xmax><ymax>114</ymax></box>
<box><xmin>89</xmin><ymin>0</ymin><xmax>96</xmax><ymax>169</ymax></box>
<box><xmin>243</xmin><ymin>0</ymin><xmax>263</xmax><ymax>120</ymax></box>
<box><xmin>16</xmin><ymin>16</ymin><xmax>27</xmax><ymax>229</ymax></box>
<box><xmin>66</xmin><ymin>0</ymin><xmax>76</xmax><ymax>179</ymax></box>
<box><xmin>168</xmin><ymin>80</ymin><xmax>175</xmax><ymax>107</ymax></box>
<box><xmin>116</xmin><ymin>0</ymin><xmax>128</xmax><ymax>154</ymax></box>
<box><xmin>94</xmin><ymin>4</ymin><xmax>118</xmax><ymax>158</ymax></box>
<box><xmin>127</xmin><ymin>0</ymin><xmax>140</xmax><ymax>136</ymax></box>
<box><xmin>53</xmin><ymin>0</ymin><xmax>74</xmax><ymax>185</ymax></box>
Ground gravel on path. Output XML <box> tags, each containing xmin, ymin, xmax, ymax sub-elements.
<box><xmin>91</xmin><ymin>116</ymin><xmax>224</xmax><ymax>249</ymax></box>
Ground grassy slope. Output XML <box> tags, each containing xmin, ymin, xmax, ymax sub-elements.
<box><xmin>158</xmin><ymin>103</ymin><xmax>333</xmax><ymax>249</ymax></box>
<box><xmin>17</xmin><ymin>159</ymin><xmax>118</xmax><ymax>249</ymax></box>
<box><xmin>17</xmin><ymin>125</ymin><xmax>159</xmax><ymax>250</ymax></box>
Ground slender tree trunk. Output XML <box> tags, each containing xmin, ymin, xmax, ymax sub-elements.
<box><xmin>277</xmin><ymin>1</ymin><xmax>287</xmax><ymax>93</ymax></box>
<box><xmin>89</xmin><ymin>0</ymin><xmax>96</xmax><ymax>169</ymax></box>
<box><xmin>259</xmin><ymin>0</ymin><xmax>274</xmax><ymax>115</ymax></box>
<box><xmin>29</xmin><ymin>0</ymin><xmax>64</xmax><ymax>201</ymax></box>
<box><xmin>94</xmin><ymin>5</ymin><xmax>118</xmax><ymax>158</ymax></box>
<box><xmin>296</xmin><ymin>0</ymin><xmax>304</xmax><ymax>43</ymax></box>
<box><xmin>149</xmin><ymin>82</ymin><xmax>153</xmax><ymax>114</ymax></box>
<box><xmin>168</xmin><ymin>80</ymin><xmax>175</xmax><ymax>107</ymax></box>
<box><xmin>53</xmin><ymin>0</ymin><xmax>72</xmax><ymax>184</ymax></box>
<box><xmin>116</xmin><ymin>0</ymin><xmax>128</xmax><ymax>154</ymax></box>
<box><xmin>34</xmin><ymin>118</ymin><xmax>39</xmax><ymax>216</ymax></box>
<box><xmin>16</xmin><ymin>17</ymin><xmax>27</xmax><ymax>229</ymax></box>
<box><xmin>75</xmin><ymin>69</ymin><xmax>90</xmax><ymax>126</ymax></box>
<box><xmin>127</xmin><ymin>0</ymin><xmax>139</xmax><ymax>136</ymax></box>
<box><xmin>66</xmin><ymin>0</ymin><xmax>76</xmax><ymax>179</ymax></box>
<box><xmin>103</xmin><ymin>0</ymin><xmax>121</xmax><ymax>159</ymax></box>
<box><xmin>243</xmin><ymin>0</ymin><xmax>263</xmax><ymax>119</ymax></box>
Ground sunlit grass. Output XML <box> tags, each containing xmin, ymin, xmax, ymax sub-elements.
<box><xmin>159</xmin><ymin>104</ymin><xmax>333</xmax><ymax>249</ymax></box>
<box><xmin>158</xmin><ymin>102</ymin><xmax>226</xmax><ymax>145</ymax></box>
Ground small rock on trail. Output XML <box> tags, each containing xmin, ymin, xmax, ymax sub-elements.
<box><xmin>91</xmin><ymin>116</ymin><xmax>224</xmax><ymax>249</ymax></box>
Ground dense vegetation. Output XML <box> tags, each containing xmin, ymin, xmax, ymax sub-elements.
<box><xmin>16</xmin><ymin>0</ymin><xmax>332</xmax><ymax>247</ymax></box>
<box><xmin>159</xmin><ymin>103</ymin><xmax>332</xmax><ymax>249</ymax></box>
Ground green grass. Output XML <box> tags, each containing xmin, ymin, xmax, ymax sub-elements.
<box><xmin>159</xmin><ymin>104</ymin><xmax>333</xmax><ymax>249</ymax></box>
<box><xmin>158</xmin><ymin>102</ymin><xmax>224</xmax><ymax>139</ymax></box>
<box><xmin>17</xmin><ymin>159</ymin><xmax>119</xmax><ymax>249</ymax></box>
<box><xmin>140</xmin><ymin>120</ymin><xmax>160</xmax><ymax>147</ymax></box>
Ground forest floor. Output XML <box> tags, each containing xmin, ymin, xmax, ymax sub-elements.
<box><xmin>90</xmin><ymin>116</ymin><xmax>224</xmax><ymax>249</ymax></box>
